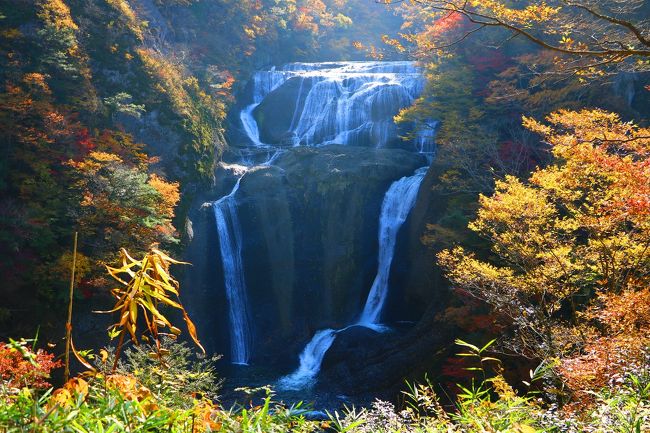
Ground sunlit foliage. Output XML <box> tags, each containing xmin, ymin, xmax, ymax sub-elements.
<box><xmin>0</xmin><ymin>340</ymin><xmax>61</xmax><ymax>391</ymax></box>
<box><xmin>394</xmin><ymin>0</ymin><xmax>650</xmax><ymax>76</ymax></box>
<box><xmin>438</xmin><ymin>109</ymin><xmax>649</xmax><ymax>363</ymax></box>
<box><xmin>101</xmin><ymin>248</ymin><xmax>203</xmax><ymax>368</ymax></box>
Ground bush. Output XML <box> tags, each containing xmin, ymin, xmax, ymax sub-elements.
<box><xmin>117</xmin><ymin>338</ymin><xmax>222</xmax><ymax>409</ymax></box>
<box><xmin>0</xmin><ymin>339</ymin><xmax>61</xmax><ymax>393</ymax></box>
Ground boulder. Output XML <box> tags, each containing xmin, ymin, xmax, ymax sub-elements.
<box><xmin>253</xmin><ymin>76</ymin><xmax>313</xmax><ymax>145</ymax></box>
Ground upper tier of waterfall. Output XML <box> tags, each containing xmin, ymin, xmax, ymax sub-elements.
<box><xmin>240</xmin><ymin>61</ymin><xmax>435</xmax><ymax>151</ymax></box>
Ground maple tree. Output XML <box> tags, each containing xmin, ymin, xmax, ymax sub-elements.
<box><xmin>68</xmin><ymin>151</ymin><xmax>180</xmax><ymax>271</ymax></box>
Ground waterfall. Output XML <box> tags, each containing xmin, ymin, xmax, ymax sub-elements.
<box><xmin>357</xmin><ymin>167</ymin><xmax>428</xmax><ymax>326</ymax></box>
<box><xmin>415</xmin><ymin>120</ymin><xmax>439</xmax><ymax>155</ymax></box>
<box><xmin>277</xmin><ymin>167</ymin><xmax>427</xmax><ymax>389</ymax></box>
<box><xmin>240</xmin><ymin>69</ymin><xmax>290</xmax><ymax>147</ymax></box>
<box><xmin>214</xmin><ymin>61</ymin><xmax>434</xmax><ymax>371</ymax></box>
<box><xmin>213</xmin><ymin>176</ymin><xmax>252</xmax><ymax>365</ymax></box>
<box><xmin>276</xmin><ymin>329</ymin><xmax>338</xmax><ymax>390</ymax></box>
<box><xmin>240</xmin><ymin>61</ymin><xmax>425</xmax><ymax>148</ymax></box>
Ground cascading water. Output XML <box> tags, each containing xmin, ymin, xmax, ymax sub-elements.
<box><xmin>415</xmin><ymin>120</ymin><xmax>439</xmax><ymax>155</ymax></box>
<box><xmin>212</xmin><ymin>61</ymin><xmax>434</xmax><ymax>370</ymax></box>
<box><xmin>240</xmin><ymin>69</ymin><xmax>290</xmax><ymax>147</ymax></box>
<box><xmin>277</xmin><ymin>167</ymin><xmax>427</xmax><ymax>390</ymax></box>
<box><xmin>276</xmin><ymin>329</ymin><xmax>338</xmax><ymax>390</ymax></box>
<box><xmin>357</xmin><ymin>167</ymin><xmax>428</xmax><ymax>327</ymax></box>
<box><xmin>242</xmin><ymin>62</ymin><xmax>425</xmax><ymax>149</ymax></box>
<box><xmin>213</xmin><ymin>174</ymin><xmax>252</xmax><ymax>365</ymax></box>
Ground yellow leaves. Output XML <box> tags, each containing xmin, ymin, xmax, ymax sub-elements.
<box><xmin>512</xmin><ymin>424</ymin><xmax>537</xmax><ymax>433</ymax></box>
<box><xmin>106</xmin><ymin>374</ymin><xmax>158</xmax><ymax>412</ymax></box>
<box><xmin>1</xmin><ymin>28</ymin><xmax>22</xmax><ymax>40</ymax></box>
<box><xmin>64</xmin><ymin>377</ymin><xmax>89</xmax><ymax>399</ymax></box>
<box><xmin>243</xmin><ymin>26</ymin><xmax>257</xmax><ymax>40</ymax></box>
<box><xmin>47</xmin><ymin>378</ymin><xmax>89</xmax><ymax>410</ymax></box>
<box><xmin>382</xmin><ymin>35</ymin><xmax>407</xmax><ymax>53</ymax></box>
<box><xmin>48</xmin><ymin>388</ymin><xmax>73</xmax><ymax>409</ymax></box>
<box><xmin>194</xmin><ymin>400</ymin><xmax>223</xmax><ymax>432</ymax></box>
<box><xmin>148</xmin><ymin>174</ymin><xmax>180</xmax><ymax>219</ymax></box>
<box><xmin>468</xmin><ymin>0</ymin><xmax>560</xmax><ymax>25</ymax></box>
<box><xmin>38</xmin><ymin>0</ymin><xmax>78</xmax><ymax>31</ymax></box>
<box><xmin>70</xmin><ymin>152</ymin><xmax>123</xmax><ymax>175</ymax></box>
<box><xmin>440</xmin><ymin>108</ymin><xmax>650</xmax><ymax>360</ymax></box>
<box><xmin>102</xmin><ymin>248</ymin><xmax>205</xmax><ymax>365</ymax></box>
<box><xmin>106</xmin><ymin>0</ymin><xmax>144</xmax><ymax>40</ymax></box>
<box><xmin>522</xmin><ymin>115</ymin><xmax>551</xmax><ymax>136</ymax></box>
<box><xmin>56</xmin><ymin>252</ymin><xmax>91</xmax><ymax>285</ymax></box>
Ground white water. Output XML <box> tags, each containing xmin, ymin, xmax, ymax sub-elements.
<box><xmin>242</xmin><ymin>61</ymin><xmax>425</xmax><ymax>148</ymax></box>
<box><xmin>276</xmin><ymin>329</ymin><xmax>338</xmax><ymax>390</ymax></box>
<box><xmin>357</xmin><ymin>167</ymin><xmax>428</xmax><ymax>326</ymax></box>
<box><xmin>213</xmin><ymin>175</ymin><xmax>252</xmax><ymax>365</ymax></box>
<box><xmin>415</xmin><ymin>120</ymin><xmax>439</xmax><ymax>155</ymax></box>
<box><xmin>215</xmin><ymin>61</ymin><xmax>434</xmax><ymax>368</ymax></box>
<box><xmin>277</xmin><ymin>167</ymin><xmax>427</xmax><ymax>390</ymax></box>
<box><xmin>240</xmin><ymin>69</ymin><xmax>289</xmax><ymax>147</ymax></box>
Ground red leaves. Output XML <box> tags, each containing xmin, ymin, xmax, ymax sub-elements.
<box><xmin>430</xmin><ymin>11</ymin><xmax>465</xmax><ymax>38</ymax></box>
<box><xmin>75</xmin><ymin>128</ymin><xmax>94</xmax><ymax>154</ymax></box>
<box><xmin>441</xmin><ymin>356</ymin><xmax>474</xmax><ymax>380</ymax></box>
<box><xmin>467</xmin><ymin>50</ymin><xmax>510</xmax><ymax>73</ymax></box>
<box><xmin>0</xmin><ymin>343</ymin><xmax>61</xmax><ymax>390</ymax></box>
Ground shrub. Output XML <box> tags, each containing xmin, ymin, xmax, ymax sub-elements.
<box><xmin>0</xmin><ymin>339</ymin><xmax>61</xmax><ymax>392</ymax></box>
<box><xmin>117</xmin><ymin>338</ymin><xmax>222</xmax><ymax>409</ymax></box>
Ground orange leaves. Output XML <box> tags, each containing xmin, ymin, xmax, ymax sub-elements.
<box><xmin>438</xmin><ymin>109</ymin><xmax>650</xmax><ymax>360</ymax></box>
<box><xmin>37</xmin><ymin>0</ymin><xmax>78</xmax><ymax>31</ymax></box>
<box><xmin>68</xmin><ymin>148</ymin><xmax>180</xmax><ymax>275</ymax></box>
<box><xmin>47</xmin><ymin>377</ymin><xmax>90</xmax><ymax>409</ymax></box>
<box><xmin>590</xmin><ymin>288</ymin><xmax>650</xmax><ymax>334</ymax></box>
<box><xmin>148</xmin><ymin>174</ymin><xmax>180</xmax><ymax>219</ymax></box>
<box><xmin>560</xmin><ymin>288</ymin><xmax>650</xmax><ymax>397</ymax></box>
<box><xmin>102</xmin><ymin>248</ymin><xmax>204</xmax><ymax>368</ymax></box>
<box><xmin>528</xmin><ymin>109</ymin><xmax>650</xmax><ymax>226</ymax></box>
<box><xmin>21</xmin><ymin>73</ymin><xmax>51</xmax><ymax>95</ymax></box>
<box><xmin>194</xmin><ymin>400</ymin><xmax>223</xmax><ymax>432</ymax></box>
<box><xmin>106</xmin><ymin>374</ymin><xmax>153</xmax><ymax>401</ymax></box>
<box><xmin>430</xmin><ymin>11</ymin><xmax>465</xmax><ymax>38</ymax></box>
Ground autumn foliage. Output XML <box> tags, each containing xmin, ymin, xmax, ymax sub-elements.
<box><xmin>438</xmin><ymin>109</ymin><xmax>650</xmax><ymax>402</ymax></box>
<box><xmin>0</xmin><ymin>342</ymin><xmax>61</xmax><ymax>390</ymax></box>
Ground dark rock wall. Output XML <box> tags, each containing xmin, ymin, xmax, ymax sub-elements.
<box><xmin>182</xmin><ymin>145</ymin><xmax>431</xmax><ymax>365</ymax></box>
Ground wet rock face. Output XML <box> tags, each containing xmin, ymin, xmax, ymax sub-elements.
<box><xmin>253</xmin><ymin>76</ymin><xmax>313</xmax><ymax>145</ymax></box>
<box><xmin>182</xmin><ymin>145</ymin><xmax>427</xmax><ymax>365</ymax></box>
<box><xmin>317</xmin><ymin>309</ymin><xmax>454</xmax><ymax>395</ymax></box>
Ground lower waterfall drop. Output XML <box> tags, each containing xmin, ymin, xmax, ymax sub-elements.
<box><xmin>276</xmin><ymin>329</ymin><xmax>338</xmax><ymax>390</ymax></box>
<box><xmin>277</xmin><ymin>167</ymin><xmax>428</xmax><ymax>390</ymax></box>
<box><xmin>213</xmin><ymin>176</ymin><xmax>253</xmax><ymax>365</ymax></box>
<box><xmin>357</xmin><ymin>166</ymin><xmax>428</xmax><ymax>327</ymax></box>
